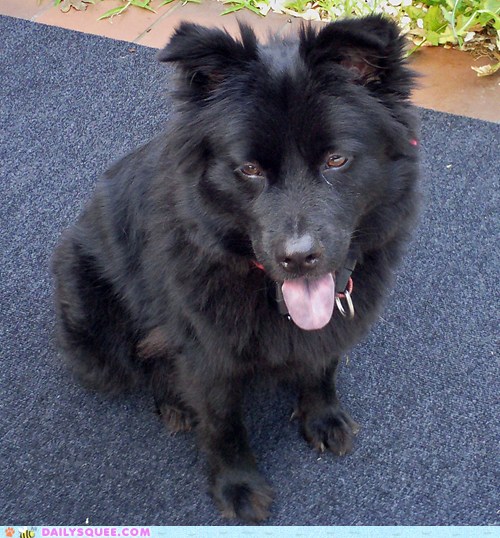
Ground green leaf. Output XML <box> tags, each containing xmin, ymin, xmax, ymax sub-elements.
<box><xmin>405</xmin><ymin>5</ymin><xmax>426</xmax><ymax>20</ymax></box>
<box><xmin>221</xmin><ymin>4</ymin><xmax>244</xmax><ymax>13</ymax></box>
<box><xmin>484</xmin><ymin>0</ymin><xmax>500</xmax><ymax>13</ymax></box>
<box><xmin>454</xmin><ymin>12</ymin><xmax>475</xmax><ymax>33</ymax></box>
<box><xmin>476</xmin><ymin>10</ymin><xmax>500</xmax><ymax>25</ymax></box>
<box><xmin>425</xmin><ymin>30</ymin><xmax>442</xmax><ymax>44</ymax></box>
<box><xmin>419</xmin><ymin>0</ymin><xmax>448</xmax><ymax>6</ymax></box>
<box><xmin>424</xmin><ymin>5</ymin><xmax>447</xmax><ymax>30</ymax></box>
<box><xmin>439</xmin><ymin>4</ymin><xmax>454</xmax><ymax>23</ymax></box>
<box><xmin>98</xmin><ymin>3</ymin><xmax>129</xmax><ymax>19</ymax></box>
<box><xmin>285</xmin><ymin>0</ymin><xmax>309</xmax><ymax>12</ymax></box>
<box><xmin>130</xmin><ymin>0</ymin><xmax>156</xmax><ymax>11</ymax></box>
<box><xmin>245</xmin><ymin>3</ymin><xmax>262</xmax><ymax>14</ymax></box>
<box><xmin>437</xmin><ymin>28</ymin><xmax>457</xmax><ymax>43</ymax></box>
<box><xmin>158</xmin><ymin>0</ymin><xmax>175</xmax><ymax>6</ymax></box>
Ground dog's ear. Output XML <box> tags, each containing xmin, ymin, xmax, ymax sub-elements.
<box><xmin>158</xmin><ymin>23</ymin><xmax>258</xmax><ymax>95</ymax></box>
<box><xmin>300</xmin><ymin>15</ymin><xmax>414</xmax><ymax>96</ymax></box>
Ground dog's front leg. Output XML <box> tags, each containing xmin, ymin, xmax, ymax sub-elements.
<box><xmin>190</xmin><ymin>374</ymin><xmax>273</xmax><ymax>521</ymax></box>
<box><xmin>297</xmin><ymin>360</ymin><xmax>359</xmax><ymax>456</ymax></box>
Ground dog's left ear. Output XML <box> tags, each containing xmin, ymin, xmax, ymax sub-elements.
<box><xmin>300</xmin><ymin>15</ymin><xmax>414</xmax><ymax>97</ymax></box>
<box><xmin>158</xmin><ymin>23</ymin><xmax>258</xmax><ymax>95</ymax></box>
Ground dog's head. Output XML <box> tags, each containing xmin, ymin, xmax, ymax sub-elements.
<box><xmin>158</xmin><ymin>17</ymin><xmax>419</xmax><ymax>329</ymax></box>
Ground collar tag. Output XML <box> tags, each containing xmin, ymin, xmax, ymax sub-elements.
<box><xmin>335</xmin><ymin>286</ymin><xmax>355</xmax><ymax>319</ymax></box>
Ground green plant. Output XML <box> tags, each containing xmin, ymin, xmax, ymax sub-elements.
<box><xmin>99</xmin><ymin>0</ymin><xmax>156</xmax><ymax>20</ymax></box>
<box><xmin>54</xmin><ymin>0</ymin><xmax>500</xmax><ymax>74</ymax></box>
<box><xmin>221</xmin><ymin>0</ymin><xmax>262</xmax><ymax>15</ymax></box>
<box><xmin>227</xmin><ymin>0</ymin><xmax>499</xmax><ymax>72</ymax></box>
<box><xmin>97</xmin><ymin>0</ymin><xmax>202</xmax><ymax>18</ymax></box>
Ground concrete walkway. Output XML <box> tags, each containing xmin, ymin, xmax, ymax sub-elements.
<box><xmin>1</xmin><ymin>0</ymin><xmax>499</xmax><ymax>122</ymax></box>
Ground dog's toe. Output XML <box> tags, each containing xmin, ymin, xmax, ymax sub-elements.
<box><xmin>301</xmin><ymin>406</ymin><xmax>359</xmax><ymax>456</ymax></box>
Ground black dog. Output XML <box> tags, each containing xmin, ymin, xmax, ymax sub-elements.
<box><xmin>52</xmin><ymin>16</ymin><xmax>419</xmax><ymax>521</ymax></box>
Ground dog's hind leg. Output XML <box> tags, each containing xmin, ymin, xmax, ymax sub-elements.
<box><xmin>53</xmin><ymin>236</ymin><xmax>141</xmax><ymax>393</ymax></box>
<box><xmin>297</xmin><ymin>358</ymin><xmax>359</xmax><ymax>456</ymax></box>
<box><xmin>136</xmin><ymin>326</ymin><xmax>198</xmax><ymax>433</ymax></box>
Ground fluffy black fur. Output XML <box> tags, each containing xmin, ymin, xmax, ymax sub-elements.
<box><xmin>53</xmin><ymin>16</ymin><xmax>419</xmax><ymax>521</ymax></box>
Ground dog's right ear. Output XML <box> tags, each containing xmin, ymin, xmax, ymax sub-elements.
<box><xmin>158</xmin><ymin>23</ymin><xmax>258</xmax><ymax>95</ymax></box>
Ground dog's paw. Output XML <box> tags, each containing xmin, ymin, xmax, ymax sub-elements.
<box><xmin>300</xmin><ymin>406</ymin><xmax>359</xmax><ymax>456</ymax></box>
<box><xmin>211</xmin><ymin>468</ymin><xmax>274</xmax><ymax>522</ymax></box>
<box><xmin>157</xmin><ymin>404</ymin><xmax>197</xmax><ymax>433</ymax></box>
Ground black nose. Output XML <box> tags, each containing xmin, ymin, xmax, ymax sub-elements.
<box><xmin>276</xmin><ymin>235</ymin><xmax>323</xmax><ymax>274</ymax></box>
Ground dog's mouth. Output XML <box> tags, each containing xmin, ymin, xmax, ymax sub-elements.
<box><xmin>281</xmin><ymin>273</ymin><xmax>335</xmax><ymax>331</ymax></box>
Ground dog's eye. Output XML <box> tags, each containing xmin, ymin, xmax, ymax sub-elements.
<box><xmin>325</xmin><ymin>155</ymin><xmax>349</xmax><ymax>169</ymax></box>
<box><xmin>240</xmin><ymin>163</ymin><xmax>264</xmax><ymax>177</ymax></box>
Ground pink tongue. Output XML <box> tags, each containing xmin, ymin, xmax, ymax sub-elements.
<box><xmin>281</xmin><ymin>273</ymin><xmax>335</xmax><ymax>331</ymax></box>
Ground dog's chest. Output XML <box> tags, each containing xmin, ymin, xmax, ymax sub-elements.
<box><xmin>181</xmin><ymin>267</ymin><xmax>342</xmax><ymax>371</ymax></box>
<box><xmin>237</xmin><ymin>286</ymin><xmax>340</xmax><ymax>372</ymax></box>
